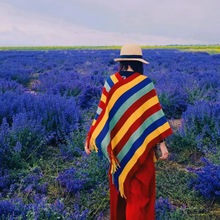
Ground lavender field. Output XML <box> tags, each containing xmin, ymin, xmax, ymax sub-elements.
<box><xmin>0</xmin><ymin>48</ymin><xmax>220</xmax><ymax>219</ymax></box>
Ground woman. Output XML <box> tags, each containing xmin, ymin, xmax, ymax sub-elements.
<box><xmin>85</xmin><ymin>44</ymin><xmax>172</xmax><ymax>220</ymax></box>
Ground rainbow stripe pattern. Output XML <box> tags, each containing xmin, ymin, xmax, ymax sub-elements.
<box><xmin>86</xmin><ymin>72</ymin><xmax>172</xmax><ymax>197</ymax></box>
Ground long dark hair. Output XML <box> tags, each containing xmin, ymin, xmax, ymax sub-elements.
<box><xmin>119</xmin><ymin>61</ymin><xmax>144</xmax><ymax>74</ymax></box>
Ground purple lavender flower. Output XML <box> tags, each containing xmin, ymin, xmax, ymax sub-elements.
<box><xmin>155</xmin><ymin>197</ymin><xmax>175</xmax><ymax>219</ymax></box>
<box><xmin>57</xmin><ymin>167</ymin><xmax>89</xmax><ymax>194</ymax></box>
<box><xmin>189</xmin><ymin>158</ymin><xmax>220</xmax><ymax>200</ymax></box>
<box><xmin>14</xmin><ymin>142</ymin><xmax>22</xmax><ymax>153</ymax></box>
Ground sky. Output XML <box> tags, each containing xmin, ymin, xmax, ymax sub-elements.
<box><xmin>0</xmin><ymin>0</ymin><xmax>220</xmax><ymax>46</ymax></box>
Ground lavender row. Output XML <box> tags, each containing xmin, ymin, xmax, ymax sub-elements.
<box><xmin>0</xmin><ymin>49</ymin><xmax>220</xmax><ymax>219</ymax></box>
<box><xmin>1</xmin><ymin>49</ymin><xmax>220</xmax><ymax>118</ymax></box>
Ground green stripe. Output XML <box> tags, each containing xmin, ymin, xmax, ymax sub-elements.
<box><xmin>104</xmin><ymin>81</ymin><xmax>111</xmax><ymax>92</ymax></box>
<box><xmin>117</xmin><ymin>109</ymin><xmax>164</xmax><ymax>161</ymax></box>
<box><xmin>110</xmin><ymin>82</ymin><xmax>154</xmax><ymax>130</ymax></box>
<box><xmin>101</xmin><ymin>132</ymin><xmax>110</xmax><ymax>159</ymax></box>
<box><xmin>100</xmin><ymin>82</ymin><xmax>154</xmax><ymax>152</ymax></box>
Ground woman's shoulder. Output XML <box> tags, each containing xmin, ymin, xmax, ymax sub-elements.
<box><xmin>106</xmin><ymin>72</ymin><xmax>152</xmax><ymax>84</ymax></box>
<box><xmin>103</xmin><ymin>72</ymin><xmax>120</xmax><ymax>90</ymax></box>
<box><xmin>138</xmin><ymin>74</ymin><xmax>153</xmax><ymax>83</ymax></box>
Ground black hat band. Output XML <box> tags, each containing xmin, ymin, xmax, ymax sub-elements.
<box><xmin>119</xmin><ymin>55</ymin><xmax>143</xmax><ymax>59</ymax></box>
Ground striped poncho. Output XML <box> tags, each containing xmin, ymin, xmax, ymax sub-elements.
<box><xmin>85</xmin><ymin>72</ymin><xmax>172</xmax><ymax>197</ymax></box>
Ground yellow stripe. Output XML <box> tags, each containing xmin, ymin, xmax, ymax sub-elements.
<box><xmin>91</xmin><ymin>76</ymin><xmax>145</xmax><ymax>143</ymax></box>
<box><xmin>101</xmin><ymin>94</ymin><xmax>106</xmax><ymax>103</ymax></box>
<box><xmin>111</xmin><ymin>96</ymin><xmax>159</xmax><ymax>149</ymax></box>
<box><xmin>92</xmin><ymin>119</ymin><xmax>96</xmax><ymax>126</ymax></box>
<box><xmin>118</xmin><ymin>122</ymin><xmax>171</xmax><ymax>197</ymax></box>
<box><xmin>111</xmin><ymin>74</ymin><xmax>119</xmax><ymax>84</ymax></box>
<box><xmin>107</xmin><ymin>76</ymin><xmax>145</xmax><ymax>114</ymax></box>
<box><xmin>91</xmin><ymin>74</ymin><xmax>120</xmax><ymax>141</ymax></box>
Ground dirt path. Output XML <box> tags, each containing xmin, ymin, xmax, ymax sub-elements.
<box><xmin>169</xmin><ymin>119</ymin><xmax>183</xmax><ymax>130</ymax></box>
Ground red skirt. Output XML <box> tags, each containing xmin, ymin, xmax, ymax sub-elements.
<box><xmin>109</xmin><ymin>149</ymin><xmax>156</xmax><ymax>220</ymax></box>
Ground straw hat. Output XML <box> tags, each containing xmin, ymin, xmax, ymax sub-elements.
<box><xmin>114</xmin><ymin>43</ymin><xmax>149</xmax><ymax>64</ymax></box>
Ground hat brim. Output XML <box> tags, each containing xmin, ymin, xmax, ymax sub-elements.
<box><xmin>114</xmin><ymin>58</ymin><xmax>149</xmax><ymax>64</ymax></box>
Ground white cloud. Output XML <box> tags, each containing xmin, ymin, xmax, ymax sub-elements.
<box><xmin>0</xmin><ymin>0</ymin><xmax>219</xmax><ymax>46</ymax></box>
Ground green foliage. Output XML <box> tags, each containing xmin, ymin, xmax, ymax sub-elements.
<box><xmin>156</xmin><ymin>161</ymin><xmax>220</xmax><ymax>219</ymax></box>
<box><xmin>1</xmin><ymin>45</ymin><xmax>220</xmax><ymax>54</ymax></box>
<box><xmin>167</xmin><ymin>134</ymin><xmax>203</xmax><ymax>165</ymax></box>
<box><xmin>77</xmin><ymin>183</ymin><xmax>109</xmax><ymax>220</ymax></box>
<box><xmin>1</xmin><ymin>49</ymin><xmax>220</xmax><ymax>219</ymax></box>
<box><xmin>0</xmin><ymin>117</ymin><xmax>48</xmax><ymax>170</ymax></box>
<box><xmin>156</xmin><ymin>161</ymin><xmax>198</xmax><ymax>204</ymax></box>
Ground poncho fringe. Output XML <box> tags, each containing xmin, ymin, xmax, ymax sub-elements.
<box><xmin>85</xmin><ymin>72</ymin><xmax>172</xmax><ymax>197</ymax></box>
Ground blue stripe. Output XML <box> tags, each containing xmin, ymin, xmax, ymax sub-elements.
<box><xmin>100</xmin><ymin>81</ymin><xmax>154</xmax><ymax>152</ymax></box>
<box><xmin>117</xmin><ymin>110</ymin><xmax>164</xmax><ymax>161</ymax></box>
<box><xmin>94</xmin><ymin>113</ymin><xmax>99</xmax><ymax>120</ymax></box>
<box><xmin>109</xmin><ymin>78</ymin><xmax>152</xmax><ymax>123</ymax></box>
<box><xmin>107</xmin><ymin>77</ymin><xmax>114</xmax><ymax>88</ymax></box>
<box><xmin>96</xmin><ymin>78</ymin><xmax>152</xmax><ymax>149</ymax></box>
<box><xmin>113</xmin><ymin>116</ymin><xmax>167</xmax><ymax>189</ymax></box>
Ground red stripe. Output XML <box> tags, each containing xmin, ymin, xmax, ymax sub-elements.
<box><xmin>123</xmin><ymin>127</ymin><xmax>173</xmax><ymax>197</ymax></box>
<box><xmin>105</xmin><ymin>73</ymin><xmax>142</xmax><ymax>105</ymax></box>
<box><xmin>91</xmin><ymin>74</ymin><xmax>141</xmax><ymax>130</ymax></box>
<box><xmin>98</xmin><ymin>101</ymin><xmax>105</xmax><ymax>109</ymax></box>
<box><xmin>111</xmin><ymin>88</ymin><xmax>156</xmax><ymax>140</ymax></box>
<box><xmin>159</xmin><ymin>128</ymin><xmax>173</xmax><ymax>141</ymax></box>
<box><xmin>87</xmin><ymin>73</ymin><xmax>141</xmax><ymax>142</ymax></box>
<box><xmin>115</xmin><ymin>72</ymin><xmax>122</xmax><ymax>81</ymax></box>
<box><xmin>113</xmin><ymin>103</ymin><xmax>162</xmax><ymax>155</ymax></box>
<box><xmin>97</xmin><ymin>87</ymin><xmax>108</xmax><ymax>109</ymax></box>
<box><xmin>102</xmin><ymin>87</ymin><xmax>108</xmax><ymax>96</ymax></box>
